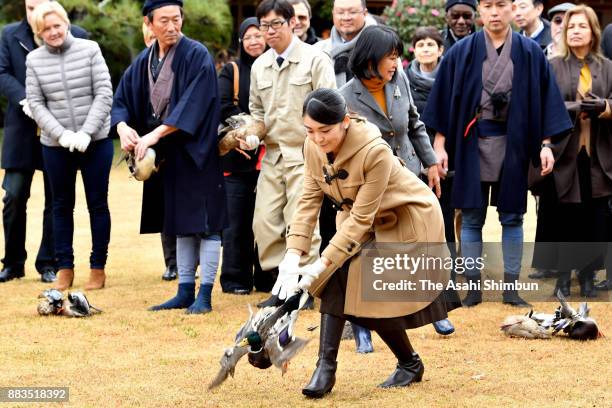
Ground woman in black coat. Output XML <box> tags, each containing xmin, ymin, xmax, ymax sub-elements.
<box><xmin>217</xmin><ymin>17</ymin><xmax>266</xmax><ymax>294</ymax></box>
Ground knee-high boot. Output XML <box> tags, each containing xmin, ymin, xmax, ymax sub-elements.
<box><xmin>302</xmin><ymin>314</ymin><xmax>345</xmax><ymax>398</ymax></box>
<box><xmin>376</xmin><ymin>329</ymin><xmax>424</xmax><ymax>388</ymax></box>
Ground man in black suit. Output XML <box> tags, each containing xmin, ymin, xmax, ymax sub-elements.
<box><xmin>0</xmin><ymin>0</ymin><xmax>88</xmax><ymax>283</ymax></box>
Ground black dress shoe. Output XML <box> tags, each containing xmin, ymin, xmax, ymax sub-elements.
<box><xmin>378</xmin><ymin>353</ymin><xmax>424</xmax><ymax>388</ymax></box>
<box><xmin>528</xmin><ymin>269</ymin><xmax>558</xmax><ymax>279</ymax></box>
<box><xmin>502</xmin><ymin>290</ymin><xmax>532</xmax><ymax>307</ymax></box>
<box><xmin>40</xmin><ymin>268</ymin><xmax>57</xmax><ymax>283</ymax></box>
<box><xmin>595</xmin><ymin>279</ymin><xmax>611</xmax><ymax>291</ymax></box>
<box><xmin>226</xmin><ymin>288</ymin><xmax>251</xmax><ymax>295</ymax></box>
<box><xmin>462</xmin><ymin>290</ymin><xmax>482</xmax><ymax>307</ymax></box>
<box><xmin>0</xmin><ymin>266</ymin><xmax>25</xmax><ymax>282</ymax></box>
<box><xmin>162</xmin><ymin>267</ymin><xmax>177</xmax><ymax>281</ymax></box>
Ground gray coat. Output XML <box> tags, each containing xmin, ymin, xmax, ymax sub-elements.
<box><xmin>340</xmin><ymin>71</ymin><xmax>437</xmax><ymax>176</ymax></box>
<box><xmin>25</xmin><ymin>33</ymin><xmax>112</xmax><ymax>147</ymax></box>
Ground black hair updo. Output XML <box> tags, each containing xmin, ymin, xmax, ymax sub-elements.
<box><xmin>302</xmin><ymin>88</ymin><xmax>348</xmax><ymax>125</ymax></box>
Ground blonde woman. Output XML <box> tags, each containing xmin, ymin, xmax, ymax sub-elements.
<box><xmin>25</xmin><ymin>2</ymin><xmax>113</xmax><ymax>290</ymax></box>
<box><xmin>547</xmin><ymin>5</ymin><xmax>612</xmax><ymax>297</ymax></box>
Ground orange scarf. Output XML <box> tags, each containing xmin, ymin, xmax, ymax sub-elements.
<box><xmin>361</xmin><ymin>77</ymin><xmax>387</xmax><ymax>116</ymax></box>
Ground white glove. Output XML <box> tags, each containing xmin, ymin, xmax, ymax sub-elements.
<box><xmin>271</xmin><ymin>251</ymin><xmax>301</xmax><ymax>300</ymax></box>
<box><xmin>293</xmin><ymin>259</ymin><xmax>327</xmax><ymax>292</ymax></box>
<box><xmin>58</xmin><ymin>130</ymin><xmax>77</xmax><ymax>150</ymax></box>
<box><xmin>73</xmin><ymin>131</ymin><xmax>91</xmax><ymax>153</ymax></box>
<box><xmin>19</xmin><ymin>99</ymin><xmax>33</xmax><ymax>119</ymax></box>
<box><xmin>238</xmin><ymin>134</ymin><xmax>260</xmax><ymax>151</ymax></box>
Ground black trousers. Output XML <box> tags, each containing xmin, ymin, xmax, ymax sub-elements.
<box><xmin>1</xmin><ymin>169</ymin><xmax>55</xmax><ymax>272</ymax></box>
<box><xmin>220</xmin><ymin>172</ymin><xmax>261</xmax><ymax>291</ymax></box>
<box><xmin>160</xmin><ymin>231</ymin><xmax>176</xmax><ymax>270</ymax></box>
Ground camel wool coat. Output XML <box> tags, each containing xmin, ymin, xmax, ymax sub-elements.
<box><xmin>286</xmin><ymin>117</ymin><xmax>447</xmax><ymax>318</ymax></box>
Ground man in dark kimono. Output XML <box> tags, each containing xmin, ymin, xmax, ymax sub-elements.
<box><xmin>422</xmin><ymin>0</ymin><xmax>572</xmax><ymax>307</ymax></box>
<box><xmin>111</xmin><ymin>0</ymin><xmax>227</xmax><ymax>314</ymax></box>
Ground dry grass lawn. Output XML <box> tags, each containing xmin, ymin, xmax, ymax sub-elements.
<box><xmin>1</xmin><ymin>142</ymin><xmax>611</xmax><ymax>407</ymax></box>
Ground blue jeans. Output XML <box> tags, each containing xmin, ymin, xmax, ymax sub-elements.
<box><xmin>177</xmin><ymin>233</ymin><xmax>221</xmax><ymax>285</ymax></box>
<box><xmin>42</xmin><ymin>139</ymin><xmax>113</xmax><ymax>269</ymax></box>
<box><xmin>461</xmin><ymin>205</ymin><xmax>524</xmax><ymax>278</ymax></box>
<box><xmin>1</xmin><ymin>169</ymin><xmax>55</xmax><ymax>272</ymax></box>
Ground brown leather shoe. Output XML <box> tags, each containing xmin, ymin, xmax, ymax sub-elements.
<box><xmin>85</xmin><ymin>268</ymin><xmax>105</xmax><ymax>290</ymax></box>
<box><xmin>55</xmin><ymin>268</ymin><xmax>74</xmax><ymax>291</ymax></box>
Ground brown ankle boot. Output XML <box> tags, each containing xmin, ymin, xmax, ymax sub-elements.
<box><xmin>85</xmin><ymin>268</ymin><xmax>105</xmax><ymax>290</ymax></box>
<box><xmin>55</xmin><ymin>268</ymin><xmax>74</xmax><ymax>290</ymax></box>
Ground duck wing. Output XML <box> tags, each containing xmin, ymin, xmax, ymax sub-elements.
<box><xmin>208</xmin><ymin>346</ymin><xmax>249</xmax><ymax>390</ymax></box>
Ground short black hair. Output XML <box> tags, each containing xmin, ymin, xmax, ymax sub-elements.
<box><xmin>256</xmin><ymin>0</ymin><xmax>295</xmax><ymax>21</ymax></box>
<box><xmin>303</xmin><ymin>88</ymin><xmax>347</xmax><ymax>125</ymax></box>
<box><xmin>513</xmin><ymin>0</ymin><xmax>543</xmax><ymax>5</ymax></box>
<box><xmin>412</xmin><ymin>26</ymin><xmax>444</xmax><ymax>48</ymax></box>
<box><xmin>349</xmin><ymin>25</ymin><xmax>403</xmax><ymax>80</ymax></box>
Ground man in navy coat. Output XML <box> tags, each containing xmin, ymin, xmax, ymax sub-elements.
<box><xmin>112</xmin><ymin>0</ymin><xmax>227</xmax><ymax>313</ymax></box>
<box><xmin>0</xmin><ymin>0</ymin><xmax>87</xmax><ymax>283</ymax></box>
<box><xmin>422</xmin><ymin>0</ymin><xmax>572</xmax><ymax>307</ymax></box>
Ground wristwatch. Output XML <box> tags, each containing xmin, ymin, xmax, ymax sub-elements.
<box><xmin>541</xmin><ymin>142</ymin><xmax>554</xmax><ymax>149</ymax></box>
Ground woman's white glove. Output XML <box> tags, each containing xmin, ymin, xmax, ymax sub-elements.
<box><xmin>19</xmin><ymin>99</ymin><xmax>33</xmax><ymax>119</ymax></box>
<box><xmin>73</xmin><ymin>131</ymin><xmax>91</xmax><ymax>153</ymax></box>
<box><xmin>58</xmin><ymin>130</ymin><xmax>77</xmax><ymax>150</ymax></box>
<box><xmin>292</xmin><ymin>259</ymin><xmax>327</xmax><ymax>292</ymax></box>
<box><xmin>271</xmin><ymin>251</ymin><xmax>301</xmax><ymax>300</ymax></box>
<box><xmin>238</xmin><ymin>134</ymin><xmax>260</xmax><ymax>151</ymax></box>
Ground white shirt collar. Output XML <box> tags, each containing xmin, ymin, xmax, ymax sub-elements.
<box><xmin>529</xmin><ymin>20</ymin><xmax>545</xmax><ymax>39</ymax></box>
<box><xmin>273</xmin><ymin>35</ymin><xmax>298</xmax><ymax>61</ymax></box>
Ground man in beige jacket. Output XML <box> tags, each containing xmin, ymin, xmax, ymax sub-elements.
<box><xmin>246</xmin><ymin>0</ymin><xmax>335</xmax><ymax>307</ymax></box>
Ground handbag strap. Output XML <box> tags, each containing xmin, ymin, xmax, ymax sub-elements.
<box><xmin>231</xmin><ymin>61</ymin><xmax>239</xmax><ymax>106</ymax></box>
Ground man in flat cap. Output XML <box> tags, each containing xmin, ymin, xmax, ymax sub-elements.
<box><xmin>112</xmin><ymin>0</ymin><xmax>227</xmax><ymax>313</ymax></box>
<box><xmin>543</xmin><ymin>2</ymin><xmax>575</xmax><ymax>58</ymax></box>
<box><xmin>442</xmin><ymin>0</ymin><xmax>478</xmax><ymax>53</ymax></box>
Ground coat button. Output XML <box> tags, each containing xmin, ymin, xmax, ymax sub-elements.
<box><xmin>389</xmin><ymin>132</ymin><xmax>394</xmax><ymax>136</ymax></box>
<box><xmin>389</xmin><ymin>115</ymin><xmax>393</xmax><ymax>120</ymax></box>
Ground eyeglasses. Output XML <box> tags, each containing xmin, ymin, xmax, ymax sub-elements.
<box><xmin>450</xmin><ymin>12</ymin><xmax>474</xmax><ymax>20</ymax></box>
<box><xmin>552</xmin><ymin>16</ymin><xmax>564</xmax><ymax>25</ymax></box>
<box><xmin>259</xmin><ymin>19</ymin><xmax>287</xmax><ymax>32</ymax></box>
<box><xmin>295</xmin><ymin>15</ymin><xmax>309</xmax><ymax>22</ymax></box>
<box><xmin>333</xmin><ymin>9</ymin><xmax>364</xmax><ymax>18</ymax></box>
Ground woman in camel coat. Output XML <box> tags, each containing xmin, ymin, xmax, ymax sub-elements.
<box><xmin>271</xmin><ymin>88</ymin><xmax>459</xmax><ymax>398</ymax></box>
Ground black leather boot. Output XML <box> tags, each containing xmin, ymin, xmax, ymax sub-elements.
<box><xmin>579</xmin><ymin>269</ymin><xmax>598</xmax><ymax>298</ymax></box>
<box><xmin>302</xmin><ymin>314</ymin><xmax>345</xmax><ymax>398</ymax></box>
<box><xmin>553</xmin><ymin>270</ymin><xmax>571</xmax><ymax>297</ymax></box>
<box><xmin>376</xmin><ymin>329</ymin><xmax>424</xmax><ymax>388</ymax></box>
<box><xmin>462</xmin><ymin>274</ymin><xmax>482</xmax><ymax>307</ymax></box>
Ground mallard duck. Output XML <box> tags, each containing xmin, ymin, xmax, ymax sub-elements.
<box><xmin>208</xmin><ymin>290</ymin><xmax>310</xmax><ymax>389</ymax></box>
<box><xmin>37</xmin><ymin>289</ymin><xmax>64</xmax><ymax>315</ymax></box>
<box><xmin>549</xmin><ymin>290</ymin><xmax>603</xmax><ymax>340</ymax></box>
<box><xmin>37</xmin><ymin>290</ymin><xmax>102</xmax><ymax>317</ymax></box>
<box><xmin>120</xmin><ymin>148</ymin><xmax>157</xmax><ymax>181</ymax></box>
<box><xmin>500</xmin><ymin>311</ymin><xmax>552</xmax><ymax>339</ymax></box>
<box><xmin>217</xmin><ymin>113</ymin><xmax>264</xmax><ymax>156</ymax></box>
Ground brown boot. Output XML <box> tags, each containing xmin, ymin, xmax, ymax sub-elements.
<box><xmin>85</xmin><ymin>268</ymin><xmax>106</xmax><ymax>290</ymax></box>
<box><xmin>55</xmin><ymin>268</ymin><xmax>74</xmax><ymax>291</ymax></box>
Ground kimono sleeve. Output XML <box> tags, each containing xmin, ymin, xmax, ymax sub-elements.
<box><xmin>111</xmin><ymin>63</ymin><xmax>138</xmax><ymax>128</ymax></box>
<box><xmin>163</xmin><ymin>46</ymin><xmax>218</xmax><ymax>137</ymax></box>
